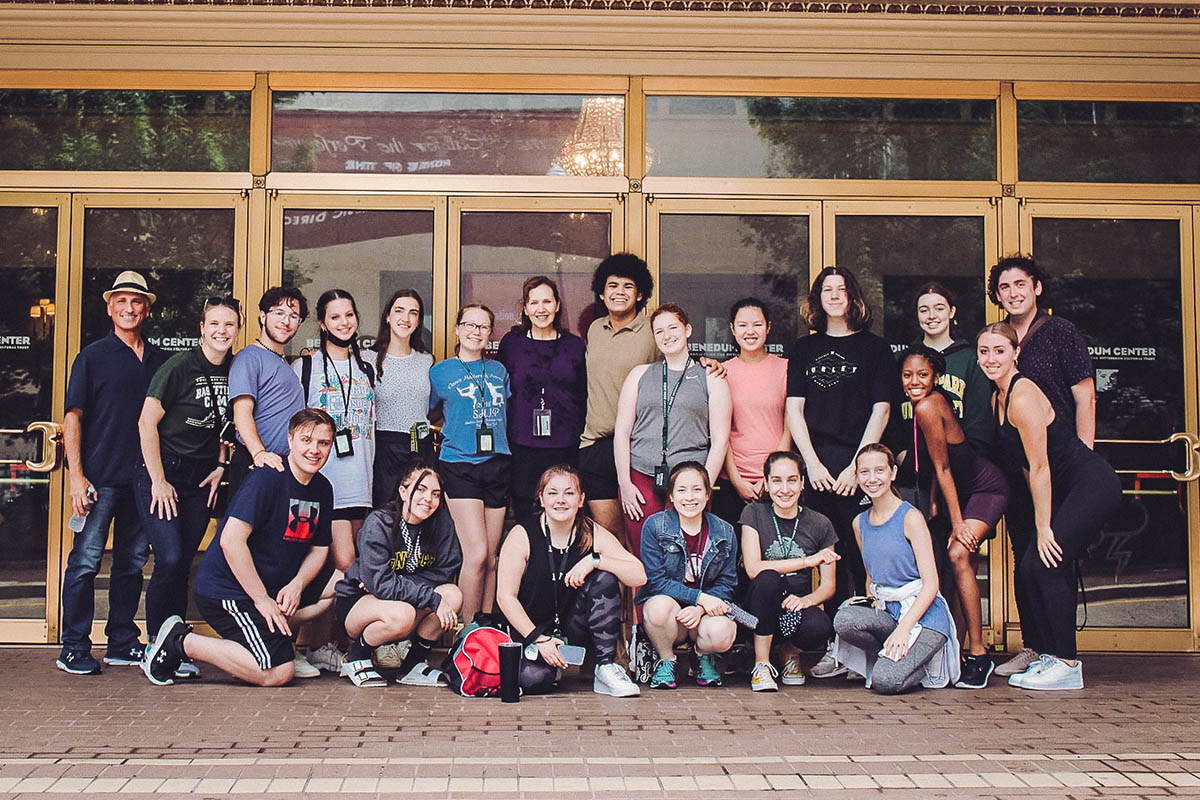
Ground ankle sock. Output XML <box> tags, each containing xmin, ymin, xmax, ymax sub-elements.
<box><xmin>347</xmin><ymin>635</ymin><xmax>373</xmax><ymax>663</ymax></box>
<box><xmin>399</xmin><ymin>635</ymin><xmax>435</xmax><ymax>672</ymax></box>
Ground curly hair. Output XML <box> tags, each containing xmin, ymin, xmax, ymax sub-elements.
<box><xmin>987</xmin><ymin>256</ymin><xmax>1048</xmax><ymax>307</ymax></box>
<box><xmin>591</xmin><ymin>253</ymin><xmax>653</xmax><ymax>313</ymax></box>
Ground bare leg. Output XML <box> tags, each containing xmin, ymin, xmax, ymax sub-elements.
<box><xmin>345</xmin><ymin>596</ymin><xmax>419</xmax><ymax>646</ymax></box>
<box><xmin>481</xmin><ymin>506</ymin><xmax>507</xmax><ymax>614</ymax></box>
<box><xmin>753</xmin><ymin>634</ymin><xmax>774</xmax><ymax>664</ymax></box>
<box><xmin>447</xmin><ymin>498</ymin><xmax>488</xmax><ymax>620</ymax></box>
<box><xmin>692</xmin><ymin>616</ymin><xmax>737</xmax><ymax>655</ymax></box>
<box><xmin>181</xmin><ymin>633</ymin><xmax>295</xmax><ymax>687</ymax></box>
<box><xmin>641</xmin><ymin>595</ymin><xmax>686</xmax><ymax>659</ymax></box>
<box><xmin>949</xmin><ymin>524</ymin><xmax>989</xmax><ymax>657</ymax></box>
<box><xmin>589</xmin><ymin>499</ymin><xmax>627</xmax><ymax>547</ymax></box>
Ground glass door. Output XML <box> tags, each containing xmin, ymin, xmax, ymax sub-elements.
<box><xmin>1021</xmin><ymin>203</ymin><xmax>1198</xmax><ymax>652</ymax></box>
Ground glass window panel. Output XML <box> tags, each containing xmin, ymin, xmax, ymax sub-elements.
<box><xmin>646</xmin><ymin>96</ymin><xmax>996</xmax><ymax>180</ymax></box>
<box><xmin>0</xmin><ymin>206</ymin><xmax>56</xmax><ymax>619</ymax></box>
<box><xmin>657</xmin><ymin>213</ymin><xmax>809</xmax><ymax>359</ymax></box>
<box><xmin>458</xmin><ymin>211</ymin><xmax>611</xmax><ymax>350</ymax></box>
<box><xmin>0</xmin><ymin>90</ymin><xmax>250</xmax><ymax>172</ymax></box>
<box><xmin>281</xmin><ymin>209</ymin><xmax>436</xmax><ymax>359</ymax></box>
<box><xmin>1018</xmin><ymin>101</ymin><xmax>1200</xmax><ymax>184</ymax></box>
<box><xmin>272</xmin><ymin>93</ymin><xmax>625</xmax><ymax>176</ymax></box>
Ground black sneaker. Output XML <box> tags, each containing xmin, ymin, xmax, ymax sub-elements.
<box><xmin>142</xmin><ymin>615</ymin><xmax>190</xmax><ymax>686</ymax></box>
<box><xmin>955</xmin><ymin>654</ymin><xmax>995</xmax><ymax>689</ymax></box>
<box><xmin>56</xmin><ymin>649</ymin><xmax>101</xmax><ymax>675</ymax></box>
<box><xmin>103</xmin><ymin>642</ymin><xmax>147</xmax><ymax>666</ymax></box>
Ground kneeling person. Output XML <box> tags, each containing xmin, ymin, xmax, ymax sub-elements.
<box><xmin>143</xmin><ymin>409</ymin><xmax>338</xmax><ymax>687</ymax></box>
<box><xmin>336</xmin><ymin>464</ymin><xmax>463</xmax><ymax>688</ymax></box>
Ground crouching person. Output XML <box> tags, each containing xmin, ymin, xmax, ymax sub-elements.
<box><xmin>336</xmin><ymin>464</ymin><xmax>463</xmax><ymax>688</ymax></box>
<box><xmin>142</xmin><ymin>409</ymin><xmax>338</xmax><ymax>687</ymax></box>
<box><xmin>496</xmin><ymin>465</ymin><xmax>645</xmax><ymax>697</ymax></box>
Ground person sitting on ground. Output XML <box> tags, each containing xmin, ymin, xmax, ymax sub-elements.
<box><xmin>739</xmin><ymin>451</ymin><xmax>840</xmax><ymax>692</ymax></box>
<box><xmin>335</xmin><ymin>463</ymin><xmax>463</xmax><ymax>688</ymax></box>
<box><xmin>142</xmin><ymin>408</ymin><xmax>339</xmax><ymax>687</ymax></box>
<box><xmin>495</xmin><ymin>465</ymin><xmax>645</xmax><ymax>697</ymax></box>
<box><xmin>637</xmin><ymin>461</ymin><xmax>738</xmax><ymax>689</ymax></box>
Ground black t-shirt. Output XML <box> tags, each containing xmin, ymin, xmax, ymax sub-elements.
<box><xmin>786</xmin><ymin>330</ymin><xmax>899</xmax><ymax>474</ymax></box>
<box><xmin>146</xmin><ymin>347</ymin><xmax>231</xmax><ymax>462</ymax></box>
<box><xmin>738</xmin><ymin>501</ymin><xmax>837</xmax><ymax>595</ymax></box>
<box><xmin>195</xmin><ymin>465</ymin><xmax>334</xmax><ymax>600</ymax></box>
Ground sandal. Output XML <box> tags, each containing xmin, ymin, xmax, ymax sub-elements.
<box><xmin>397</xmin><ymin>661</ymin><xmax>448</xmax><ymax>687</ymax></box>
<box><xmin>345</xmin><ymin>658</ymin><xmax>387</xmax><ymax>688</ymax></box>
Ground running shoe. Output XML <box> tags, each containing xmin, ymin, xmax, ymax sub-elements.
<box><xmin>810</xmin><ymin>642</ymin><xmax>848</xmax><ymax>679</ymax></box>
<box><xmin>781</xmin><ymin>656</ymin><xmax>806</xmax><ymax>686</ymax></box>
<box><xmin>1007</xmin><ymin>654</ymin><xmax>1053</xmax><ymax>688</ymax></box>
<box><xmin>307</xmin><ymin>642</ymin><xmax>346</xmax><ymax>674</ymax></box>
<box><xmin>174</xmin><ymin>660</ymin><xmax>201</xmax><ymax>680</ymax></box>
<box><xmin>750</xmin><ymin>661</ymin><xmax>778</xmax><ymax>692</ymax></box>
<box><xmin>994</xmin><ymin>647</ymin><xmax>1038</xmax><ymax>677</ymax></box>
<box><xmin>344</xmin><ymin>659</ymin><xmax>387</xmax><ymax>688</ymax></box>
<box><xmin>292</xmin><ymin>654</ymin><xmax>321</xmax><ymax>679</ymax></box>
<box><xmin>55</xmin><ymin>649</ymin><xmax>101</xmax><ymax>676</ymax></box>
<box><xmin>955</xmin><ymin>654</ymin><xmax>994</xmax><ymax>689</ymax></box>
<box><xmin>142</xmin><ymin>615</ymin><xmax>189</xmax><ymax>686</ymax></box>
<box><xmin>650</xmin><ymin>658</ymin><xmax>677</xmax><ymax>689</ymax></box>
<box><xmin>103</xmin><ymin>643</ymin><xmax>147</xmax><ymax>666</ymax></box>
<box><xmin>593</xmin><ymin>663</ymin><xmax>641</xmax><ymax>697</ymax></box>
<box><xmin>695</xmin><ymin>653</ymin><xmax>722</xmax><ymax>687</ymax></box>
<box><xmin>1014</xmin><ymin>656</ymin><xmax>1083</xmax><ymax>691</ymax></box>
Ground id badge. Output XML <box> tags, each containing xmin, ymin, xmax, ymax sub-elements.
<box><xmin>476</xmin><ymin>424</ymin><xmax>495</xmax><ymax>455</ymax></box>
<box><xmin>334</xmin><ymin>428</ymin><xmax>355</xmax><ymax>459</ymax></box>
<box><xmin>653</xmin><ymin>462</ymin><xmax>669</xmax><ymax>492</ymax></box>
<box><xmin>532</xmin><ymin>408</ymin><xmax>552</xmax><ymax>438</ymax></box>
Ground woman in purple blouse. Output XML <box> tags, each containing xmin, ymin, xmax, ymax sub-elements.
<box><xmin>496</xmin><ymin>276</ymin><xmax>588</xmax><ymax>520</ymax></box>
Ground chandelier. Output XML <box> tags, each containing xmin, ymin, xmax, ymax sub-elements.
<box><xmin>558</xmin><ymin>97</ymin><xmax>626</xmax><ymax>177</ymax></box>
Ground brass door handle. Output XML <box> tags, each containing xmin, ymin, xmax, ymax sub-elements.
<box><xmin>0</xmin><ymin>421</ymin><xmax>64</xmax><ymax>473</ymax></box>
<box><xmin>1098</xmin><ymin>431</ymin><xmax>1200</xmax><ymax>483</ymax></box>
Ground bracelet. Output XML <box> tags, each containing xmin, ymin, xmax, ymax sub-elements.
<box><xmin>591</xmin><ymin>553</ymin><xmax>601</xmax><ymax>569</ymax></box>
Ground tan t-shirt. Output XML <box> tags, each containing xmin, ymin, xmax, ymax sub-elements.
<box><xmin>580</xmin><ymin>311</ymin><xmax>658</xmax><ymax>446</ymax></box>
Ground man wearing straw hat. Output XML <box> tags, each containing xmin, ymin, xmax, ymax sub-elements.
<box><xmin>57</xmin><ymin>271</ymin><xmax>169</xmax><ymax>675</ymax></box>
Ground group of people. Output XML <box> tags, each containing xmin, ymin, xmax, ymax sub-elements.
<box><xmin>57</xmin><ymin>250</ymin><xmax>1120</xmax><ymax>699</ymax></box>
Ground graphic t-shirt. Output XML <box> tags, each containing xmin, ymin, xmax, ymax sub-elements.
<box><xmin>228</xmin><ymin>344</ymin><xmax>305</xmax><ymax>456</ymax></box>
<box><xmin>682</xmin><ymin>520</ymin><xmax>709</xmax><ymax>589</ymax></box>
<box><xmin>429</xmin><ymin>357</ymin><xmax>511</xmax><ymax>464</ymax></box>
<box><xmin>738</xmin><ymin>501</ymin><xmax>837</xmax><ymax>595</ymax></box>
<box><xmin>146</xmin><ymin>347</ymin><xmax>230</xmax><ymax>462</ymax></box>
<box><xmin>195</xmin><ymin>465</ymin><xmax>334</xmax><ymax>600</ymax></box>
<box><xmin>293</xmin><ymin>351</ymin><xmax>375</xmax><ymax>509</ymax></box>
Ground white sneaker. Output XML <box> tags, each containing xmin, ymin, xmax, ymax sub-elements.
<box><xmin>373</xmin><ymin>641</ymin><xmax>410</xmax><ymax>669</ymax></box>
<box><xmin>307</xmin><ymin>642</ymin><xmax>346</xmax><ymax>674</ymax></box>
<box><xmin>994</xmin><ymin>647</ymin><xmax>1039</xmax><ymax>677</ymax></box>
<box><xmin>398</xmin><ymin>661</ymin><xmax>448</xmax><ymax>687</ymax></box>
<box><xmin>593</xmin><ymin>662</ymin><xmax>640</xmax><ymax>697</ymax></box>
<box><xmin>292</xmin><ymin>654</ymin><xmax>321</xmax><ymax>679</ymax></box>
<box><xmin>781</xmin><ymin>656</ymin><xmax>806</xmax><ymax>686</ymax></box>
<box><xmin>750</xmin><ymin>661</ymin><xmax>779</xmax><ymax>692</ymax></box>
<box><xmin>810</xmin><ymin>643</ymin><xmax>848</xmax><ymax>679</ymax></box>
<box><xmin>1013</xmin><ymin>656</ymin><xmax>1083</xmax><ymax>691</ymax></box>
<box><xmin>1008</xmin><ymin>654</ymin><xmax>1053</xmax><ymax>688</ymax></box>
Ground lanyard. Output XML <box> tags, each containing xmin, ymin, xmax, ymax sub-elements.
<box><xmin>660</xmin><ymin>360</ymin><xmax>691</xmax><ymax>462</ymax></box>
<box><xmin>322</xmin><ymin>355</ymin><xmax>354</xmax><ymax>427</ymax></box>
<box><xmin>528</xmin><ymin>333</ymin><xmax>562</xmax><ymax>410</ymax></box>
<box><xmin>459</xmin><ymin>358</ymin><xmax>493</xmax><ymax>414</ymax></box>
<box><xmin>771</xmin><ymin>510</ymin><xmax>802</xmax><ymax>556</ymax></box>
<box><xmin>541</xmin><ymin>514</ymin><xmax>577</xmax><ymax>632</ymax></box>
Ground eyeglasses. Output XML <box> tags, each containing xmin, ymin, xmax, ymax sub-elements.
<box><xmin>266</xmin><ymin>307</ymin><xmax>302</xmax><ymax>324</ymax></box>
<box><xmin>457</xmin><ymin>322</ymin><xmax>492</xmax><ymax>333</ymax></box>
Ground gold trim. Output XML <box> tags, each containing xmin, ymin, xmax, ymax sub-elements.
<box><xmin>1015</xmin><ymin>81</ymin><xmax>1200</xmax><ymax>101</ymax></box>
<box><xmin>269</xmin><ymin>73</ymin><xmax>629</xmax><ymax>93</ymax></box>
<box><xmin>0</xmin><ymin>173</ymin><xmax>254</xmax><ymax>191</ymax></box>
<box><xmin>266</xmin><ymin>174</ymin><xmax>628</xmax><ymax>194</ymax></box>
<box><xmin>642</xmin><ymin>78</ymin><xmax>1003</xmax><ymax>98</ymax></box>
<box><xmin>641</xmin><ymin>178</ymin><xmax>1003</xmax><ymax>199</ymax></box>
<box><xmin>0</xmin><ymin>70</ymin><xmax>256</xmax><ymax>91</ymax></box>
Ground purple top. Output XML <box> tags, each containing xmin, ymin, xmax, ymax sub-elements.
<box><xmin>1012</xmin><ymin>311</ymin><xmax>1094</xmax><ymax>426</ymax></box>
<box><xmin>496</xmin><ymin>330</ymin><xmax>587</xmax><ymax>449</ymax></box>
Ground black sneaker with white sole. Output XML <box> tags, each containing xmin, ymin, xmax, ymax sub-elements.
<box><xmin>142</xmin><ymin>615</ymin><xmax>191</xmax><ymax>686</ymax></box>
<box><xmin>103</xmin><ymin>643</ymin><xmax>147</xmax><ymax>666</ymax></box>
<box><xmin>56</xmin><ymin>649</ymin><xmax>101</xmax><ymax>675</ymax></box>
<box><xmin>955</xmin><ymin>653</ymin><xmax>995</xmax><ymax>689</ymax></box>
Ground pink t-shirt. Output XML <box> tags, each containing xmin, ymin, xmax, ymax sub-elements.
<box><xmin>723</xmin><ymin>353</ymin><xmax>788</xmax><ymax>483</ymax></box>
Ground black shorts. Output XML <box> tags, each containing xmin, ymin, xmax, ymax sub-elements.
<box><xmin>510</xmin><ymin>442</ymin><xmax>579</xmax><ymax>501</ymax></box>
<box><xmin>332</xmin><ymin>505</ymin><xmax>371</xmax><ymax>522</ymax></box>
<box><xmin>438</xmin><ymin>455</ymin><xmax>511</xmax><ymax>508</ymax></box>
<box><xmin>334</xmin><ymin>580</ymin><xmax>368</xmax><ymax>628</ymax></box>
<box><xmin>299</xmin><ymin>560</ymin><xmax>336</xmax><ymax>608</ymax></box>
<box><xmin>196</xmin><ymin>594</ymin><xmax>294</xmax><ymax>670</ymax></box>
<box><xmin>578</xmin><ymin>437</ymin><xmax>619</xmax><ymax>501</ymax></box>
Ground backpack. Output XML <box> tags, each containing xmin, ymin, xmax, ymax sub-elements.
<box><xmin>441</xmin><ymin>620</ymin><xmax>512</xmax><ymax>698</ymax></box>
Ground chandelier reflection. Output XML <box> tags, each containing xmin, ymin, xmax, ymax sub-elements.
<box><xmin>558</xmin><ymin>97</ymin><xmax>626</xmax><ymax>177</ymax></box>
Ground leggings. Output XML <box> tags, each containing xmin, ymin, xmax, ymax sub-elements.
<box><xmin>743</xmin><ymin>570</ymin><xmax>834</xmax><ymax>650</ymax></box>
<box><xmin>803</xmin><ymin>487</ymin><xmax>868</xmax><ymax>613</ymax></box>
<box><xmin>1017</xmin><ymin>458</ymin><xmax>1122</xmax><ymax>660</ymax></box>
<box><xmin>520</xmin><ymin>570</ymin><xmax>623</xmax><ymax>695</ymax></box>
<box><xmin>833</xmin><ymin>604</ymin><xmax>948</xmax><ymax>695</ymax></box>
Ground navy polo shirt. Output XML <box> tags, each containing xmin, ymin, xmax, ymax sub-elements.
<box><xmin>64</xmin><ymin>332</ymin><xmax>169</xmax><ymax>487</ymax></box>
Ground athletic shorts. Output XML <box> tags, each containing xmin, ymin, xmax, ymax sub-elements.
<box><xmin>332</xmin><ymin>505</ymin><xmax>371</xmax><ymax>522</ymax></box>
<box><xmin>196</xmin><ymin>594</ymin><xmax>294</xmax><ymax>670</ymax></box>
<box><xmin>334</xmin><ymin>581</ymin><xmax>368</xmax><ymax>629</ymax></box>
<box><xmin>578</xmin><ymin>437</ymin><xmax>619</xmax><ymax>501</ymax></box>
<box><xmin>438</xmin><ymin>455</ymin><xmax>511</xmax><ymax>508</ymax></box>
<box><xmin>299</xmin><ymin>560</ymin><xmax>336</xmax><ymax>609</ymax></box>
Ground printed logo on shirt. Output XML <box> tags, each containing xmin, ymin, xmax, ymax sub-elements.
<box><xmin>807</xmin><ymin>351</ymin><xmax>858</xmax><ymax>390</ymax></box>
<box><xmin>284</xmin><ymin>499</ymin><xmax>321</xmax><ymax>543</ymax></box>
<box><xmin>765</xmin><ymin>539</ymin><xmax>806</xmax><ymax>561</ymax></box>
<box><xmin>388</xmin><ymin>550</ymin><xmax>437</xmax><ymax>572</ymax></box>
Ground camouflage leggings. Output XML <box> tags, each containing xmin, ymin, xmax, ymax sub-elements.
<box><xmin>520</xmin><ymin>569</ymin><xmax>622</xmax><ymax>695</ymax></box>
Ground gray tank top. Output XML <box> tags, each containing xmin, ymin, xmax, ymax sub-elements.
<box><xmin>630</xmin><ymin>360</ymin><xmax>710</xmax><ymax>475</ymax></box>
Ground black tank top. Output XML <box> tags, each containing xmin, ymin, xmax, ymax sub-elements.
<box><xmin>995</xmin><ymin>373</ymin><xmax>1094</xmax><ymax>487</ymax></box>
<box><xmin>515</xmin><ymin>513</ymin><xmax>590</xmax><ymax>632</ymax></box>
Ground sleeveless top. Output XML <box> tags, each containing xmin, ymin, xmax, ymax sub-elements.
<box><xmin>857</xmin><ymin>501</ymin><xmax>953</xmax><ymax>640</ymax></box>
<box><xmin>630</xmin><ymin>360</ymin><xmax>710</xmax><ymax>475</ymax></box>
<box><xmin>912</xmin><ymin>394</ymin><xmax>997</xmax><ymax>498</ymax></box>
<box><xmin>515</xmin><ymin>513</ymin><xmax>591</xmax><ymax>633</ymax></box>
<box><xmin>994</xmin><ymin>373</ymin><xmax>1095</xmax><ymax>487</ymax></box>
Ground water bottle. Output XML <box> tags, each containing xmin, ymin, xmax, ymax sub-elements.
<box><xmin>67</xmin><ymin>487</ymin><xmax>97</xmax><ymax>533</ymax></box>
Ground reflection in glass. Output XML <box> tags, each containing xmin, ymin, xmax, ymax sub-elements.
<box><xmin>1018</xmin><ymin>101</ymin><xmax>1200</xmax><ymax>184</ymax></box>
<box><xmin>0</xmin><ymin>207</ymin><xmax>55</xmax><ymax>619</ymax></box>
<box><xmin>646</xmin><ymin>96</ymin><xmax>995</xmax><ymax>180</ymax></box>
<box><xmin>658</xmin><ymin>214</ymin><xmax>808</xmax><ymax>360</ymax></box>
<box><xmin>1033</xmin><ymin>216</ymin><xmax>1189</xmax><ymax>628</ymax></box>
<box><xmin>459</xmin><ymin>211</ymin><xmax>610</xmax><ymax>345</ymax></box>
<box><xmin>0</xmin><ymin>90</ymin><xmax>250</xmax><ymax>172</ymax></box>
<box><xmin>272</xmin><ymin>93</ymin><xmax>624</xmax><ymax>176</ymax></box>
<box><xmin>281</xmin><ymin>209</ymin><xmax>436</xmax><ymax>358</ymax></box>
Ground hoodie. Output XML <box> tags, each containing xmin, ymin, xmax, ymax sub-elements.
<box><xmin>899</xmin><ymin>337</ymin><xmax>995</xmax><ymax>453</ymax></box>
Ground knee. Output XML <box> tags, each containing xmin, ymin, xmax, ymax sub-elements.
<box><xmin>748</xmin><ymin>569</ymin><xmax>783</xmax><ymax>596</ymax></box>
<box><xmin>385</xmin><ymin>604</ymin><xmax>419</xmax><ymax>635</ymax></box>
<box><xmin>948</xmin><ymin>542</ymin><xmax>971</xmax><ymax>570</ymax></box>
<box><xmin>797</xmin><ymin>609</ymin><xmax>834</xmax><ymax>647</ymax></box>
<box><xmin>641</xmin><ymin>596</ymin><xmax>678</xmax><ymax>629</ymax></box>
<box><xmin>869</xmin><ymin>667</ymin><xmax>905</xmax><ymax>696</ymax></box>
<box><xmin>699</xmin><ymin>618</ymin><xmax>736</xmax><ymax>653</ymax></box>
<box><xmin>257</xmin><ymin>663</ymin><xmax>294</xmax><ymax>687</ymax></box>
<box><xmin>587</xmin><ymin>569</ymin><xmax>620</xmax><ymax>595</ymax></box>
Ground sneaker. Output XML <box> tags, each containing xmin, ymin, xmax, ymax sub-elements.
<box><xmin>344</xmin><ymin>658</ymin><xmax>387</xmax><ymax>688</ymax></box>
<box><xmin>398</xmin><ymin>662</ymin><xmax>448</xmax><ymax>687</ymax></box>
<box><xmin>994</xmin><ymin>647</ymin><xmax>1038</xmax><ymax>677</ymax></box>
<box><xmin>55</xmin><ymin>649</ymin><xmax>101</xmax><ymax>676</ymax></box>
<box><xmin>750</xmin><ymin>661</ymin><xmax>779</xmax><ymax>692</ymax></box>
<box><xmin>174</xmin><ymin>660</ymin><xmax>201</xmax><ymax>680</ymax></box>
<box><xmin>810</xmin><ymin>643</ymin><xmax>848</xmax><ymax>679</ymax></box>
<box><xmin>695</xmin><ymin>653</ymin><xmax>722</xmax><ymax>687</ymax></box>
<box><xmin>1013</xmin><ymin>656</ymin><xmax>1083</xmax><ymax>691</ymax></box>
<box><xmin>142</xmin><ymin>615</ymin><xmax>190</xmax><ymax>686</ymax></box>
<box><xmin>781</xmin><ymin>656</ymin><xmax>806</xmax><ymax>686</ymax></box>
<box><xmin>292</xmin><ymin>654</ymin><xmax>321</xmax><ymax>679</ymax></box>
<box><xmin>845</xmin><ymin>669</ymin><xmax>865</xmax><ymax>682</ymax></box>
<box><xmin>593</xmin><ymin>662</ymin><xmax>641</xmax><ymax>697</ymax></box>
<box><xmin>307</xmin><ymin>642</ymin><xmax>346</xmax><ymax>674</ymax></box>
<box><xmin>650</xmin><ymin>658</ymin><xmax>677</xmax><ymax>689</ymax></box>
<box><xmin>955</xmin><ymin>654</ymin><xmax>994</xmax><ymax>689</ymax></box>
<box><xmin>103</xmin><ymin>643</ymin><xmax>146</xmax><ymax>666</ymax></box>
<box><xmin>373</xmin><ymin>641</ymin><xmax>410</xmax><ymax>669</ymax></box>
<box><xmin>1007</xmin><ymin>654</ymin><xmax>1053</xmax><ymax>688</ymax></box>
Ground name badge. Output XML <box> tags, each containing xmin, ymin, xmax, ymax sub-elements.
<box><xmin>532</xmin><ymin>408</ymin><xmax>552</xmax><ymax>438</ymax></box>
<box><xmin>334</xmin><ymin>428</ymin><xmax>355</xmax><ymax>459</ymax></box>
<box><xmin>476</xmin><ymin>425</ymin><xmax>495</xmax><ymax>455</ymax></box>
<box><xmin>653</xmin><ymin>462</ymin><xmax>669</xmax><ymax>493</ymax></box>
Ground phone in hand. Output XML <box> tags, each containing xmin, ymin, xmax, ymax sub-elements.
<box><xmin>557</xmin><ymin>644</ymin><xmax>586</xmax><ymax>666</ymax></box>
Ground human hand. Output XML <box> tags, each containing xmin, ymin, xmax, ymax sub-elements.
<box><xmin>699</xmin><ymin>356</ymin><xmax>727</xmax><ymax>380</ymax></box>
<box><xmin>254</xmin><ymin>450</ymin><xmax>285</xmax><ymax>472</ymax></box>
<box><xmin>695</xmin><ymin>592</ymin><xmax>730</xmax><ymax>617</ymax></box>
<box><xmin>809</xmin><ymin>547</ymin><xmax>840</xmax><ymax>567</ymax></box>
<box><xmin>832</xmin><ymin>464</ymin><xmax>858</xmax><ymax>496</ymax></box>
<box><xmin>619</xmin><ymin>480</ymin><xmax>646</xmax><ymax>521</ymax></box>
<box><xmin>275</xmin><ymin>581</ymin><xmax>302</xmax><ymax>616</ymax></box>
<box><xmin>806</xmin><ymin>462</ymin><xmax>834</xmax><ymax>492</ymax></box>
<box><xmin>536</xmin><ymin>637</ymin><xmax>567</xmax><ymax>669</ymax></box>
<box><xmin>882</xmin><ymin>626</ymin><xmax>911</xmax><ymax>661</ymax></box>
<box><xmin>1037</xmin><ymin>525</ymin><xmax>1063</xmax><ymax>568</ymax></box>
<box><xmin>951</xmin><ymin>522</ymin><xmax>980</xmax><ymax>553</ymax></box>
<box><xmin>150</xmin><ymin>479</ymin><xmax>179</xmax><ymax>521</ymax></box>
<box><xmin>200</xmin><ymin>467</ymin><xmax>224</xmax><ymax>509</ymax></box>
<box><xmin>563</xmin><ymin>556</ymin><xmax>594</xmax><ymax>589</ymax></box>
<box><xmin>781</xmin><ymin>593</ymin><xmax>806</xmax><ymax>612</ymax></box>
<box><xmin>255</xmin><ymin>595</ymin><xmax>291</xmax><ymax>636</ymax></box>
<box><xmin>675</xmin><ymin>605</ymin><xmax>704</xmax><ymax>629</ymax></box>
<box><xmin>69</xmin><ymin>474</ymin><xmax>95</xmax><ymax>518</ymax></box>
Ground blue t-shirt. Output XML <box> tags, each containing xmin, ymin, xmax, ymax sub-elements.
<box><xmin>228</xmin><ymin>344</ymin><xmax>305</xmax><ymax>456</ymax></box>
<box><xmin>195</xmin><ymin>465</ymin><xmax>334</xmax><ymax>600</ymax></box>
<box><xmin>64</xmin><ymin>332</ymin><xmax>169</xmax><ymax>487</ymax></box>
<box><xmin>429</xmin><ymin>357</ymin><xmax>511</xmax><ymax>464</ymax></box>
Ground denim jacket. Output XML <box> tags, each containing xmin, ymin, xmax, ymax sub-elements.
<box><xmin>635</xmin><ymin>509</ymin><xmax>738</xmax><ymax>606</ymax></box>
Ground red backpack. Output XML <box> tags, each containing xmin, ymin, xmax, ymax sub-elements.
<box><xmin>441</xmin><ymin>621</ymin><xmax>512</xmax><ymax>698</ymax></box>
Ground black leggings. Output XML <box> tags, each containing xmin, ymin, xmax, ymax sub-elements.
<box><xmin>519</xmin><ymin>570</ymin><xmax>622</xmax><ymax>695</ymax></box>
<box><xmin>803</xmin><ymin>487</ymin><xmax>868</xmax><ymax>614</ymax></box>
<box><xmin>743</xmin><ymin>570</ymin><xmax>833</xmax><ymax>650</ymax></box>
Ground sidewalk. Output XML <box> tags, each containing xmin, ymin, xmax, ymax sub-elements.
<box><xmin>1</xmin><ymin>649</ymin><xmax>1198</xmax><ymax>798</ymax></box>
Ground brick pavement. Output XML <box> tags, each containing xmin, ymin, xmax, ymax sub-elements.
<box><xmin>1</xmin><ymin>649</ymin><xmax>1198</xmax><ymax>798</ymax></box>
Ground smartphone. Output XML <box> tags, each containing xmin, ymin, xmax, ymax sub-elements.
<box><xmin>557</xmin><ymin>644</ymin><xmax>586</xmax><ymax>666</ymax></box>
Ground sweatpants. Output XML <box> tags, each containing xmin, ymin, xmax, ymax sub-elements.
<box><xmin>833</xmin><ymin>603</ymin><xmax>947</xmax><ymax>695</ymax></box>
<box><xmin>743</xmin><ymin>569</ymin><xmax>834</xmax><ymax>650</ymax></box>
<box><xmin>520</xmin><ymin>570</ymin><xmax>623</xmax><ymax>695</ymax></box>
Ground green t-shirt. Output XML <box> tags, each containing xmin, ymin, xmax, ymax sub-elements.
<box><xmin>146</xmin><ymin>347</ymin><xmax>230</xmax><ymax>462</ymax></box>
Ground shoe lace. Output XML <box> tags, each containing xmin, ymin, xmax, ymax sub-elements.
<box><xmin>753</xmin><ymin>662</ymin><xmax>779</xmax><ymax>680</ymax></box>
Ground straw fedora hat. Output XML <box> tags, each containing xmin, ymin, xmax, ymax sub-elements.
<box><xmin>102</xmin><ymin>270</ymin><xmax>157</xmax><ymax>304</ymax></box>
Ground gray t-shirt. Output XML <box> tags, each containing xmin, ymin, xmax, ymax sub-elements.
<box><xmin>228</xmin><ymin>344</ymin><xmax>305</xmax><ymax>456</ymax></box>
<box><xmin>375</xmin><ymin>351</ymin><xmax>434</xmax><ymax>432</ymax></box>
<box><xmin>738</xmin><ymin>501</ymin><xmax>837</xmax><ymax>596</ymax></box>
<box><xmin>630</xmin><ymin>360</ymin><xmax>709</xmax><ymax>476</ymax></box>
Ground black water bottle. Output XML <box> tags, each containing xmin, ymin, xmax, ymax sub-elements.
<box><xmin>499</xmin><ymin>641</ymin><xmax>522</xmax><ymax>703</ymax></box>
